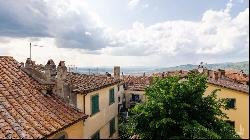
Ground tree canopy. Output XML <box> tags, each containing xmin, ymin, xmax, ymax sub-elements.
<box><xmin>120</xmin><ymin>72</ymin><xmax>240</xmax><ymax>139</ymax></box>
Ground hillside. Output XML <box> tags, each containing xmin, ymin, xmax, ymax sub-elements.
<box><xmin>156</xmin><ymin>61</ymin><xmax>249</xmax><ymax>74</ymax></box>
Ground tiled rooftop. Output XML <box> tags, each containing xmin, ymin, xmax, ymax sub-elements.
<box><xmin>66</xmin><ymin>72</ymin><xmax>119</xmax><ymax>94</ymax></box>
<box><xmin>0</xmin><ymin>56</ymin><xmax>87</xmax><ymax>139</ymax></box>
<box><xmin>225</xmin><ymin>70</ymin><xmax>249</xmax><ymax>83</ymax></box>
<box><xmin>208</xmin><ymin>78</ymin><xmax>249</xmax><ymax>93</ymax></box>
<box><xmin>152</xmin><ymin>70</ymin><xmax>189</xmax><ymax>78</ymax></box>
<box><xmin>123</xmin><ymin>70</ymin><xmax>249</xmax><ymax>93</ymax></box>
<box><xmin>123</xmin><ymin>75</ymin><xmax>152</xmax><ymax>91</ymax></box>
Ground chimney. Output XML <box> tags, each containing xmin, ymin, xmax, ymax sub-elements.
<box><xmin>25</xmin><ymin>58</ymin><xmax>33</xmax><ymax>68</ymax></box>
<box><xmin>114</xmin><ymin>66</ymin><xmax>120</xmax><ymax>79</ymax></box>
<box><xmin>208</xmin><ymin>70</ymin><xmax>215</xmax><ymax>79</ymax></box>
<box><xmin>20</xmin><ymin>62</ymin><xmax>24</xmax><ymax>67</ymax></box>
<box><xmin>214</xmin><ymin>72</ymin><xmax>219</xmax><ymax>81</ymax></box>
<box><xmin>55</xmin><ymin>61</ymin><xmax>68</xmax><ymax>99</ymax></box>
<box><xmin>57</xmin><ymin>61</ymin><xmax>67</xmax><ymax>80</ymax></box>
<box><xmin>45</xmin><ymin>59</ymin><xmax>56</xmax><ymax>81</ymax></box>
<box><xmin>218</xmin><ymin>69</ymin><xmax>225</xmax><ymax>78</ymax></box>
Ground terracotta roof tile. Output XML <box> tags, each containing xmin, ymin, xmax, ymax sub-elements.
<box><xmin>123</xmin><ymin>70</ymin><xmax>249</xmax><ymax>93</ymax></box>
<box><xmin>0</xmin><ymin>56</ymin><xmax>87</xmax><ymax>139</ymax></box>
<box><xmin>225</xmin><ymin>71</ymin><xmax>249</xmax><ymax>83</ymax></box>
<box><xmin>123</xmin><ymin>70</ymin><xmax>189</xmax><ymax>91</ymax></box>
<box><xmin>66</xmin><ymin>72</ymin><xmax>119</xmax><ymax>94</ymax></box>
<box><xmin>207</xmin><ymin>78</ymin><xmax>249</xmax><ymax>93</ymax></box>
<box><xmin>123</xmin><ymin>75</ymin><xmax>152</xmax><ymax>91</ymax></box>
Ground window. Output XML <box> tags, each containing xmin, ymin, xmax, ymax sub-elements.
<box><xmin>109</xmin><ymin>117</ymin><xmax>116</xmax><ymax>137</ymax></box>
<box><xmin>226</xmin><ymin>120</ymin><xmax>235</xmax><ymax>128</ymax></box>
<box><xmin>132</xmin><ymin>94</ymin><xmax>140</xmax><ymax>102</ymax></box>
<box><xmin>57</xmin><ymin>135</ymin><xmax>66</xmax><ymax>139</ymax></box>
<box><xmin>53</xmin><ymin>131</ymin><xmax>68</xmax><ymax>139</ymax></box>
<box><xmin>109</xmin><ymin>88</ymin><xmax>115</xmax><ymax>105</ymax></box>
<box><xmin>91</xmin><ymin>94</ymin><xmax>99</xmax><ymax>115</ymax></box>
<box><xmin>92</xmin><ymin>131</ymin><xmax>100</xmax><ymax>139</ymax></box>
<box><xmin>226</xmin><ymin>98</ymin><xmax>236</xmax><ymax>108</ymax></box>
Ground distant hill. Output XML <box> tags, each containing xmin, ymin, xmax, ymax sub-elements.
<box><xmin>155</xmin><ymin>61</ymin><xmax>249</xmax><ymax>74</ymax></box>
<box><xmin>77</xmin><ymin>61</ymin><xmax>249</xmax><ymax>75</ymax></box>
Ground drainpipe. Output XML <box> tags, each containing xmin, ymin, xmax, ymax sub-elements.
<box><xmin>83</xmin><ymin>94</ymin><xmax>86</xmax><ymax>114</ymax></box>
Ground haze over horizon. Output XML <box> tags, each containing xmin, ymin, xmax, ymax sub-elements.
<box><xmin>0</xmin><ymin>0</ymin><xmax>249</xmax><ymax>67</ymax></box>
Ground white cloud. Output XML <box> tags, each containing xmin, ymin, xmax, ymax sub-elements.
<box><xmin>0</xmin><ymin>0</ymin><xmax>249</xmax><ymax>67</ymax></box>
<box><xmin>0</xmin><ymin>0</ymin><xmax>108</xmax><ymax>50</ymax></box>
<box><xmin>102</xmin><ymin>5</ymin><xmax>249</xmax><ymax>65</ymax></box>
<box><xmin>128</xmin><ymin>0</ymin><xmax>141</xmax><ymax>9</ymax></box>
<box><xmin>142</xmin><ymin>4</ymin><xmax>149</xmax><ymax>8</ymax></box>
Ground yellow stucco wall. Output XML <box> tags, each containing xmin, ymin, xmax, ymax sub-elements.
<box><xmin>125</xmin><ymin>90</ymin><xmax>146</xmax><ymax>108</ymax></box>
<box><xmin>77</xmin><ymin>85</ymin><xmax>119</xmax><ymax>139</ymax></box>
<box><xmin>205</xmin><ymin>84</ymin><xmax>249</xmax><ymax>139</ymax></box>
<box><xmin>48</xmin><ymin>121</ymin><xmax>84</xmax><ymax>139</ymax></box>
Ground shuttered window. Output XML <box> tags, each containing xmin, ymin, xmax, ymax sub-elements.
<box><xmin>109</xmin><ymin>117</ymin><xmax>116</xmax><ymax>137</ymax></box>
<box><xmin>226</xmin><ymin>98</ymin><xmax>236</xmax><ymax>108</ymax></box>
<box><xmin>91</xmin><ymin>94</ymin><xmax>99</xmax><ymax>115</ymax></box>
<box><xmin>109</xmin><ymin>88</ymin><xmax>115</xmax><ymax>105</ymax></box>
<box><xmin>92</xmin><ymin>131</ymin><xmax>100</xmax><ymax>139</ymax></box>
<box><xmin>226</xmin><ymin>120</ymin><xmax>235</xmax><ymax>128</ymax></box>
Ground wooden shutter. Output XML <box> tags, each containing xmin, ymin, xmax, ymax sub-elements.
<box><xmin>109</xmin><ymin>118</ymin><xmax>115</xmax><ymax>136</ymax></box>
<box><xmin>109</xmin><ymin>88</ymin><xmax>115</xmax><ymax>105</ymax></box>
<box><xmin>92</xmin><ymin>131</ymin><xmax>100</xmax><ymax>139</ymax></box>
<box><xmin>92</xmin><ymin>94</ymin><xmax>99</xmax><ymax>115</ymax></box>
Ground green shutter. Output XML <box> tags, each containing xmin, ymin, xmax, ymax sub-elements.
<box><xmin>92</xmin><ymin>94</ymin><xmax>99</xmax><ymax>115</ymax></box>
<box><xmin>226</xmin><ymin>98</ymin><xmax>235</xmax><ymax>108</ymax></box>
<box><xmin>109</xmin><ymin>88</ymin><xmax>115</xmax><ymax>105</ymax></box>
<box><xmin>92</xmin><ymin>131</ymin><xmax>100</xmax><ymax>139</ymax></box>
<box><xmin>109</xmin><ymin>118</ymin><xmax>116</xmax><ymax>136</ymax></box>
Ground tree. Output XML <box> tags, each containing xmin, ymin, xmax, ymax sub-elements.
<box><xmin>121</xmin><ymin>72</ymin><xmax>240</xmax><ymax>139</ymax></box>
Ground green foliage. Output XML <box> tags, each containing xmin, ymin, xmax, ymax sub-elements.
<box><xmin>122</xmin><ymin>72</ymin><xmax>240</xmax><ymax>139</ymax></box>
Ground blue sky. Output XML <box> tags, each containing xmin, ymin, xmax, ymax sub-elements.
<box><xmin>0</xmin><ymin>0</ymin><xmax>249</xmax><ymax>67</ymax></box>
<box><xmin>86</xmin><ymin>0</ymin><xmax>249</xmax><ymax>29</ymax></box>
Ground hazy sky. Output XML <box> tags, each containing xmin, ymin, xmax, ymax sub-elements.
<box><xmin>0</xmin><ymin>0</ymin><xmax>249</xmax><ymax>67</ymax></box>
